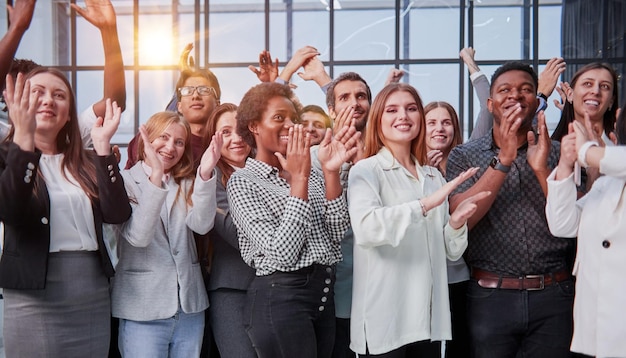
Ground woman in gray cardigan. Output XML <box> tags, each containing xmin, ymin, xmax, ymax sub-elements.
<box><xmin>111</xmin><ymin>111</ymin><xmax>222</xmax><ymax>357</ymax></box>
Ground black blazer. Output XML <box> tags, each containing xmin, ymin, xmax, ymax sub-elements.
<box><xmin>0</xmin><ymin>142</ymin><xmax>131</xmax><ymax>289</ymax></box>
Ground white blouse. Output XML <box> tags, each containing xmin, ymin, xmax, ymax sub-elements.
<box><xmin>39</xmin><ymin>154</ymin><xmax>97</xmax><ymax>252</ymax></box>
<box><xmin>348</xmin><ymin>147</ymin><xmax>467</xmax><ymax>355</ymax></box>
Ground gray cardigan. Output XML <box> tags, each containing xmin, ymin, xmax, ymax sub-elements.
<box><xmin>111</xmin><ymin>162</ymin><xmax>216</xmax><ymax>321</ymax></box>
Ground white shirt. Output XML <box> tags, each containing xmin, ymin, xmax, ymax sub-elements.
<box><xmin>546</xmin><ymin>146</ymin><xmax>626</xmax><ymax>358</ymax></box>
<box><xmin>79</xmin><ymin>105</ymin><xmax>98</xmax><ymax>148</ymax></box>
<box><xmin>39</xmin><ymin>153</ymin><xmax>97</xmax><ymax>252</ymax></box>
<box><xmin>347</xmin><ymin>147</ymin><xmax>467</xmax><ymax>355</ymax></box>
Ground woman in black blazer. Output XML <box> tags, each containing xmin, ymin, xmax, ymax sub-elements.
<box><xmin>0</xmin><ymin>68</ymin><xmax>131</xmax><ymax>357</ymax></box>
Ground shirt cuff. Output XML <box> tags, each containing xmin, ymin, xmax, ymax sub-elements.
<box><xmin>469</xmin><ymin>71</ymin><xmax>485</xmax><ymax>82</ymax></box>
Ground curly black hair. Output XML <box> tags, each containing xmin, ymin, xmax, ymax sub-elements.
<box><xmin>236</xmin><ymin>82</ymin><xmax>302</xmax><ymax>148</ymax></box>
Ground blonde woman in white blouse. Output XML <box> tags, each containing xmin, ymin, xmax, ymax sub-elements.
<box><xmin>348</xmin><ymin>83</ymin><xmax>489</xmax><ymax>357</ymax></box>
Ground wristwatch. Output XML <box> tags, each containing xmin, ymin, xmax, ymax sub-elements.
<box><xmin>537</xmin><ymin>92</ymin><xmax>548</xmax><ymax>101</ymax></box>
<box><xmin>490</xmin><ymin>156</ymin><xmax>511</xmax><ymax>173</ymax></box>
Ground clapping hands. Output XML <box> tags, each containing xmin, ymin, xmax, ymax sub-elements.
<box><xmin>91</xmin><ymin>98</ymin><xmax>122</xmax><ymax>155</ymax></box>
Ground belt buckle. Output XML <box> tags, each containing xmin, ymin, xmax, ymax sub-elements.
<box><xmin>524</xmin><ymin>274</ymin><xmax>544</xmax><ymax>291</ymax></box>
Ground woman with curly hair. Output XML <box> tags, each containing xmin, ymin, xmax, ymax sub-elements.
<box><xmin>227</xmin><ymin>82</ymin><xmax>359</xmax><ymax>358</ymax></box>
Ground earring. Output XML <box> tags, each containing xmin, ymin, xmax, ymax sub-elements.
<box><xmin>65</xmin><ymin>134</ymin><xmax>70</xmax><ymax>144</ymax></box>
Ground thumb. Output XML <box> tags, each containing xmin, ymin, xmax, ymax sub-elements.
<box><xmin>93</xmin><ymin>116</ymin><xmax>104</xmax><ymax>128</ymax></box>
<box><xmin>609</xmin><ymin>131</ymin><xmax>618</xmax><ymax>145</ymax></box>
<box><xmin>527</xmin><ymin>130</ymin><xmax>536</xmax><ymax>146</ymax></box>
<box><xmin>320</xmin><ymin>128</ymin><xmax>332</xmax><ymax>146</ymax></box>
<box><xmin>274</xmin><ymin>152</ymin><xmax>287</xmax><ymax>168</ymax></box>
<box><xmin>248</xmin><ymin>65</ymin><xmax>260</xmax><ymax>75</ymax></box>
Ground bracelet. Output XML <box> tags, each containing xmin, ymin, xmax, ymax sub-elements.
<box><xmin>577</xmin><ymin>141</ymin><xmax>599</xmax><ymax>168</ymax></box>
<box><xmin>418</xmin><ymin>199</ymin><xmax>427</xmax><ymax>217</ymax></box>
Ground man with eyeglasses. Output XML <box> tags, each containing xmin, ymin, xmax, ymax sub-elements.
<box><xmin>125</xmin><ymin>68</ymin><xmax>221</xmax><ymax>169</ymax></box>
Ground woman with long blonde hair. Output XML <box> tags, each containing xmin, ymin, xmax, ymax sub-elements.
<box><xmin>112</xmin><ymin>110</ymin><xmax>223</xmax><ymax>357</ymax></box>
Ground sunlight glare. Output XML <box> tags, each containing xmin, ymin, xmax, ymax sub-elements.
<box><xmin>139</xmin><ymin>25</ymin><xmax>174</xmax><ymax>66</ymax></box>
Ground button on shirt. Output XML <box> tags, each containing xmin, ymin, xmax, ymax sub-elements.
<box><xmin>38</xmin><ymin>153</ymin><xmax>97</xmax><ymax>252</ymax></box>
<box><xmin>446</xmin><ymin>133</ymin><xmax>574</xmax><ymax>275</ymax></box>
<box><xmin>227</xmin><ymin>158</ymin><xmax>349</xmax><ymax>276</ymax></box>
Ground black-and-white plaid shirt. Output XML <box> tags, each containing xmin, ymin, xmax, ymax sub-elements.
<box><xmin>227</xmin><ymin>158</ymin><xmax>349</xmax><ymax>276</ymax></box>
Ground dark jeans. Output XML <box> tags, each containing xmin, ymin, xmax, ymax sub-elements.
<box><xmin>446</xmin><ymin>281</ymin><xmax>470</xmax><ymax>358</ymax></box>
<box><xmin>332</xmin><ymin>317</ymin><xmax>353</xmax><ymax>358</ymax></box>
<box><xmin>467</xmin><ymin>278</ymin><xmax>574</xmax><ymax>358</ymax></box>
<box><xmin>359</xmin><ymin>340</ymin><xmax>441</xmax><ymax>358</ymax></box>
<box><xmin>245</xmin><ymin>264</ymin><xmax>337</xmax><ymax>358</ymax></box>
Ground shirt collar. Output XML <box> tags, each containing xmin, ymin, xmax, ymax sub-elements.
<box><xmin>244</xmin><ymin>157</ymin><xmax>279</xmax><ymax>178</ymax></box>
<box><xmin>141</xmin><ymin>161</ymin><xmax>171</xmax><ymax>183</ymax></box>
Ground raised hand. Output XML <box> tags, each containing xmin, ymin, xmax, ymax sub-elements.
<box><xmin>7</xmin><ymin>0</ymin><xmax>36</xmax><ymax>32</ymax></box>
<box><xmin>427</xmin><ymin>149</ymin><xmax>443</xmax><ymax>168</ymax></box>
<box><xmin>555</xmin><ymin>123</ymin><xmax>577</xmax><ymax>180</ymax></box>
<box><xmin>279</xmin><ymin>46</ymin><xmax>319</xmax><ymax>83</ymax></box>
<box><xmin>538</xmin><ymin>57</ymin><xmax>566</xmax><ymax>98</ymax></box>
<box><xmin>331</xmin><ymin>105</ymin><xmax>355</xmax><ymax>136</ymax></box>
<box><xmin>526</xmin><ymin>110</ymin><xmax>551</xmax><ymax>173</ymax></box>
<box><xmin>4</xmin><ymin>73</ymin><xmax>38</xmax><ymax>151</ymax></box>
<box><xmin>448</xmin><ymin>191</ymin><xmax>491</xmax><ymax>229</ymax></box>
<box><xmin>574</xmin><ymin>112</ymin><xmax>603</xmax><ymax>149</ymax></box>
<box><xmin>498</xmin><ymin>103</ymin><xmax>524</xmax><ymax>165</ymax></box>
<box><xmin>198</xmin><ymin>131</ymin><xmax>223</xmax><ymax>180</ymax></box>
<box><xmin>139</xmin><ymin>125</ymin><xmax>164</xmax><ymax>186</ymax></box>
<box><xmin>177</xmin><ymin>43</ymin><xmax>195</xmax><ymax>72</ymax></box>
<box><xmin>275</xmin><ymin>125</ymin><xmax>311</xmax><ymax>186</ymax></box>
<box><xmin>248</xmin><ymin>50</ymin><xmax>279</xmax><ymax>83</ymax></box>
<box><xmin>384</xmin><ymin>68</ymin><xmax>405</xmax><ymax>86</ymax></box>
<box><xmin>318</xmin><ymin>120</ymin><xmax>361</xmax><ymax>173</ymax></box>
<box><xmin>91</xmin><ymin>98</ymin><xmax>121</xmax><ymax>155</ymax></box>
<box><xmin>459</xmin><ymin>47</ymin><xmax>480</xmax><ymax>74</ymax></box>
<box><xmin>553</xmin><ymin>82</ymin><xmax>571</xmax><ymax>111</ymax></box>
<box><xmin>298</xmin><ymin>56</ymin><xmax>332</xmax><ymax>87</ymax></box>
<box><xmin>421</xmin><ymin>167</ymin><xmax>480</xmax><ymax>214</ymax></box>
<box><xmin>70</xmin><ymin>0</ymin><xmax>117</xmax><ymax>30</ymax></box>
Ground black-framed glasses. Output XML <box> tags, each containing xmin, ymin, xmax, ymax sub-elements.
<box><xmin>178</xmin><ymin>86</ymin><xmax>217</xmax><ymax>97</ymax></box>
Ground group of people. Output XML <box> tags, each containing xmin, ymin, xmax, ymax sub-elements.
<box><xmin>1</xmin><ymin>1</ymin><xmax>626</xmax><ymax>358</ymax></box>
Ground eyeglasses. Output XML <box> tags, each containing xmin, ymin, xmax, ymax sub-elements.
<box><xmin>178</xmin><ymin>86</ymin><xmax>217</xmax><ymax>97</ymax></box>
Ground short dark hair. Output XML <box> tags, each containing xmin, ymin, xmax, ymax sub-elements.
<box><xmin>489</xmin><ymin>61</ymin><xmax>538</xmax><ymax>95</ymax></box>
<box><xmin>236</xmin><ymin>82</ymin><xmax>302</xmax><ymax>148</ymax></box>
<box><xmin>175</xmin><ymin>69</ymin><xmax>221</xmax><ymax>102</ymax></box>
<box><xmin>325</xmin><ymin>72</ymin><xmax>372</xmax><ymax>109</ymax></box>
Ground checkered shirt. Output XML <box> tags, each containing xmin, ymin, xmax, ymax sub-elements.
<box><xmin>227</xmin><ymin>158</ymin><xmax>349</xmax><ymax>276</ymax></box>
<box><xmin>446</xmin><ymin>133</ymin><xmax>575</xmax><ymax>276</ymax></box>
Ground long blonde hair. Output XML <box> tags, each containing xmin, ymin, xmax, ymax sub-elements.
<box><xmin>137</xmin><ymin>111</ymin><xmax>195</xmax><ymax>205</ymax></box>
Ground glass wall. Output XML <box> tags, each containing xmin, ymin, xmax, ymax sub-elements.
<box><xmin>2</xmin><ymin>0</ymin><xmax>625</xmax><ymax>151</ymax></box>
